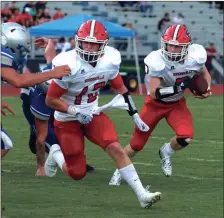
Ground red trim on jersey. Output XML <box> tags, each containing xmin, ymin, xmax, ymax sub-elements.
<box><xmin>47</xmin><ymin>80</ymin><xmax>67</xmax><ymax>98</ymax></box>
<box><xmin>109</xmin><ymin>73</ymin><xmax>124</xmax><ymax>89</ymax></box>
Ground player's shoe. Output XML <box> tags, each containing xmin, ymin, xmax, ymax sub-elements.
<box><xmin>86</xmin><ymin>164</ymin><xmax>96</xmax><ymax>173</ymax></box>
<box><xmin>138</xmin><ymin>186</ymin><xmax>162</xmax><ymax>209</ymax></box>
<box><xmin>44</xmin><ymin>144</ymin><xmax>60</xmax><ymax>177</ymax></box>
<box><xmin>109</xmin><ymin>169</ymin><xmax>122</xmax><ymax>186</ymax></box>
<box><xmin>159</xmin><ymin>146</ymin><xmax>172</xmax><ymax>177</ymax></box>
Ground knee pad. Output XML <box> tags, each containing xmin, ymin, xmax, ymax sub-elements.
<box><xmin>1</xmin><ymin>131</ymin><xmax>13</xmax><ymax>150</ymax></box>
<box><xmin>176</xmin><ymin>138</ymin><xmax>192</xmax><ymax>147</ymax></box>
<box><xmin>67</xmin><ymin>155</ymin><xmax>87</xmax><ymax>180</ymax></box>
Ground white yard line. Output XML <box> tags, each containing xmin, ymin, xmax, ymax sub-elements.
<box><xmin>3</xmin><ymin>160</ymin><xmax>222</xmax><ymax>181</ymax></box>
<box><xmin>188</xmin><ymin>158</ymin><xmax>223</xmax><ymax>162</ymax></box>
<box><xmin>118</xmin><ymin>133</ymin><xmax>223</xmax><ymax>145</ymax></box>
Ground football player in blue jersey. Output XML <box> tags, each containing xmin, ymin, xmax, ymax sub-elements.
<box><xmin>21</xmin><ymin>37</ymin><xmax>95</xmax><ymax>176</ymax></box>
<box><xmin>1</xmin><ymin>22</ymin><xmax>71</xmax><ymax>160</ymax></box>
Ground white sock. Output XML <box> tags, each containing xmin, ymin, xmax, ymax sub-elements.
<box><xmin>119</xmin><ymin>164</ymin><xmax>146</xmax><ymax>199</ymax></box>
<box><xmin>162</xmin><ymin>143</ymin><xmax>175</xmax><ymax>156</ymax></box>
<box><xmin>52</xmin><ymin>149</ymin><xmax>65</xmax><ymax>170</ymax></box>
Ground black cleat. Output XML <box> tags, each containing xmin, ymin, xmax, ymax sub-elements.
<box><xmin>86</xmin><ymin>164</ymin><xmax>96</xmax><ymax>173</ymax></box>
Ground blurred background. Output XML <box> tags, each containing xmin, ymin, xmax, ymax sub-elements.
<box><xmin>1</xmin><ymin>1</ymin><xmax>223</xmax><ymax>92</ymax></box>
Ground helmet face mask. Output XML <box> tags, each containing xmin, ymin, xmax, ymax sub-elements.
<box><xmin>161</xmin><ymin>24</ymin><xmax>191</xmax><ymax>64</ymax></box>
<box><xmin>1</xmin><ymin>22</ymin><xmax>32</xmax><ymax>68</ymax></box>
<box><xmin>75</xmin><ymin>20</ymin><xmax>109</xmax><ymax>63</ymax></box>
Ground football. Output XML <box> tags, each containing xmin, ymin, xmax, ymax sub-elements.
<box><xmin>189</xmin><ymin>74</ymin><xmax>208</xmax><ymax>96</ymax></box>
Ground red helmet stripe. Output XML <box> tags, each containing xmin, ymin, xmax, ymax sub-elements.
<box><xmin>89</xmin><ymin>20</ymin><xmax>96</xmax><ymax>37</ymax></box>
<box><xmin>172</xmin><ymin>24</ymin><xmax>181</xmax><ymax>40</ymax></box>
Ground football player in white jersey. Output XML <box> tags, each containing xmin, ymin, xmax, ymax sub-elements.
<box><xmin>109</xmin><ymin>24</ymin><xmax>212</xmax><ymax>185</ymax></box>
<box><xmin>44</xmin><ymin>20</ymin><xmax>162</xmax><ymax>208</ymax></box>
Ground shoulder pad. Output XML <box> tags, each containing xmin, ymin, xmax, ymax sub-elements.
<box><xmin>144</xmin><ymin>50</ymin><xmax>165</xmax><ymax>71</ymax></box>
<box><xmin>188</xmin><ymin>44</ymin><xmax>207</xmax><ymax>65</ymax></box>
<box><xmin>52</xmin><ymin>50</ymin><xmax>77</xmax><ymax>68</ymax></box>
<box><xmin>105</xmin><ymin>46</ymin><xmax>121</xmax><ymax>66</ymax></box>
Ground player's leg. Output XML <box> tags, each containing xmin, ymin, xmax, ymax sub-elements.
<box><xmin>34</xmin><ymin>118</ymin><xmax>48</xmax><ymax>176</ymax></box>
<box><xmin>110</xmin><ymin>96</ymin><xmax>168</xmax><ymax>185</ymax></box>
<box><xmin>159</xmin><ymin>98</ymin><xmax>193</xmax><ymax>176</ymax></box>
<box><xmin>1</xmin><ymin>125</ymin><xmax>13</xmax><ymax>159</ymax></box>
<box><xmin>49</xmin><ymin>120</ymin><xmax>87</xmax><ymax>180</ymax></box>
<box><xmin>44</xmin><ymin>121</ymin><xmax>95</xmax><ymax>177</ymax></box>
<box><xmin>28</xmin><ymin>126</ymin><xmax>37</xmax><ymax>154</ymax></box>
<box><xmin>85</xmin><ymin>112</ymin><xmax>162</xmax><ymax>208</ymax></box>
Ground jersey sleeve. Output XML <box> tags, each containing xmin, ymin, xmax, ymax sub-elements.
<box><xmin>144</xmin><ymin>51</ymin><xmax>165</xmax><ymax>78</ymax></box>
<box><xmin>1</xmin><ymin>46</ymin><xmax>16</xmax><ymax>69</ymax></box>
<box><xmin>30</xmin><ymin>88</ymin><xmax>54</xmax><ymax>121</ymax></box>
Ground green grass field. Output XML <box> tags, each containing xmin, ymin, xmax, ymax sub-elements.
<box><xmin>1</xmin><ymin>95</ymin><xmax>223</xmax><ymax>218</ymax></box>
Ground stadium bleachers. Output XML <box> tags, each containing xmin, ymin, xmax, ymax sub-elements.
<box><xmin>9</xmin><ymin>1</ymin><xmax>223</xmax><ymax>56</ymax></box>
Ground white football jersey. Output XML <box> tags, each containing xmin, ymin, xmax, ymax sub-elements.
<box><xmin>144</xmin><ymin>44</ymin><xmax>207</xmax><ymax>102</ymax></box>
<box><xmin>51</xmin><ymin>46</ymin><xmax>121</xmax><ymax>121</ymax></box>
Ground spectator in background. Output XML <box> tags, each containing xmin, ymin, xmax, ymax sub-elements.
<box><xmin>206</xmin><ymin>43</ymin><xmax>218</xmax><ymax>84</ymax></box>
<box><xmin>158</xmin><ymin>13</ymin><xmax>171</xmax><ymax>34</ymax></box>
<box><xmin>53</xmin><ymin>7</ymin><xmax>64</xmax><ymax>20</ymax></box>
<box><xmin>35</xmin><ymin>1</ymin><xmax>47</xmax><ymax>12</ymax></box>
<box><xmin>17</xmin><ymin>7</ymin><xmax>33</xmax><ymax>27</ymax></box>
<box><xmin>55</xmin><ymin>37</ymin><xmax>67</xmax><ymax>54</ymax></box>
<box><xmin>9</xmin><ymin>1</ymin><xmax>19</xmax><ymax>14</ymax></box>
<box><xmin>157</xmin><ymin>13</ymin><xmax>171</xmax><ymax>47</ymax></box>
<box><xmin>172</xmin><ymin>13</ymin><xmax>184</xmax><ymax>24</ymax></box>
<box><xmin>38</xmin><ymin>8</ymin><xmax>51</xmax><ymax>24</ymax></box>
<box><xmin>23</xmin><ymin>1</ymin><xmax>33</xmax><ymax>13</ymax></box>
<box><xmin>139</xmin><ymin>1</ymin><xmax>153</xmax><ymax>15</ymax></box>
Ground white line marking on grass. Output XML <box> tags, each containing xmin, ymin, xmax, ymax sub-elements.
<box><xmin>118</xmin><ymin>134</ymin><xmax>223</xmax><ymax>145</ymax></box>
<box><xmin>188</xmin><ymin>158</ymin><xmax>223</xmax><ymax>162</ymax></box>
<box><xmin>3</xmin><ymin>160</ymin><xmax>222</xmax><ymax>181</ymax></box>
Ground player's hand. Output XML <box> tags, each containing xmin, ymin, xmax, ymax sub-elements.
<box><xmin>34</xmin><ymin>37</ymin><xmax>50</xmax><ymax>48</ymax></box>
<box><xmin>51</xmin><ymin>65</ymin><xmax>71</xmax><ymax>78</ymax></box>
<box><xmin>77</xmin><ymin>112</ymin><xmax>93</xmax><ymax>124</ymax></box>
<box><xmin>132</xmin><ymin>113</ymin><xmax>149</xmax><ymax>132</ymax></box>
<box><xmin>1</xmin><ymin>102</ymin><xmax>16</xmax><ymax>116</ymax></box>
<box><xmin>177</xmin><ymin>77</ymin><xmax>192</xmax><ymax>92</ymax></box>
<box><xmin>35</xmin><ymin>167</ymin><xmax>46</xmax><ymax>176</ymax></box>
<box><xmin>193</xmin><ymin>87</ymin><xmax>212</xmax><ymax>99</ymax></box>
<box><xmin>67</xmin><ymin>105</ymin><xmax>93</xmax><ymax>124</ymax></box>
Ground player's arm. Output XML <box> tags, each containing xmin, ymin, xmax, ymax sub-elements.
<box><xmin>1</xmin><ymin>101</ymin><xmax>15</xmax><ymax>116</ymax></box>
<box><xmin>45</xmin><ymin>80</ymin><xmax>71</xmax><ymax>112</ymax></box>
<box><xmin>109</xmin><ymin>73</ymin><xmax>149</xmax><ymax>132</ymax></box>
<box><xmin>145</xmin><ymin>53</ymin><xmax>190</xmax><ymax>100</ymax></box>
<box><xmin>1</xmin><ymin>65</ymin><xmax>71</xmax><ymax>88</ymax></box>
<box><xmin>35</xmin><ymin>37</ymin><xmax>56</xmax><ymax>64</ymax></box>
<box><xmin>200</xmin><ymin>65</ymin><xmax>212</xmax><ymax>88</ymax></box>
<box><xmin>192</xmin><ymin>65</ymin><xmax>212</xmax><ymax>99</ymax></box>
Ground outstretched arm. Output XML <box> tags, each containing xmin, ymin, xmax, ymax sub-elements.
<box><xmin>1</xmin><ymin>65</ymin><xmax>71</xmax><ymax>88</ymax></box>
<box><xmin>109</xmin><ymin>73</ymin><xmax>149</xmax><ymax>132</ymax></box>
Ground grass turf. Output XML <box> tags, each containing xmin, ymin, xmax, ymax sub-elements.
<box><xmin>1</xmin><ymin>95</ymin><xmax>223</xmax><ymax>218</ymax></box>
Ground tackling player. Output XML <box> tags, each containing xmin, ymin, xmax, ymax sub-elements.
<box><xmin>1</xmin><ymin>22</ymin><xmax>71</xmax><ymax>159</ymax></box>
<box><xmin>20</xmin><ymin>37</ymin><xmax>95</xmax><ymax>176</ymax></box>
<box><xmin>45</xmin><ymin>20</ymin><xmax>162</xmax><ymax>208</ymax></box>
<box><xmin>109</xmin><ymin>24</ymin><xmax>212</xmax><ymax>185</ymax></box>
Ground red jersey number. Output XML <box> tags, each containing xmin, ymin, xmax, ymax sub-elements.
<box><xmin>74</xmin><ymin>82</ymin><xmax>106</xmax><ymax>105</ymax></box>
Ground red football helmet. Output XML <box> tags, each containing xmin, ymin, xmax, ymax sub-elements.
<box><xmin>161</xmin><ymin>24</ymin><xmax>192</xmax><ymax>63</ymax></box>
<box><xmin>75</xmin><ymin>20</ymin><xmax>109</xmax><ymax>63</ymax></box>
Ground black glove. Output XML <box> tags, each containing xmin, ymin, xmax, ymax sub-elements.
<box><xmin>176</xmin><ymin>77</ymin><xmax>192</xmax><ymax>92</ymax></box>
